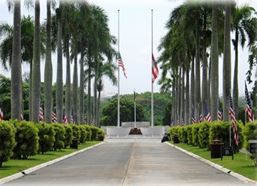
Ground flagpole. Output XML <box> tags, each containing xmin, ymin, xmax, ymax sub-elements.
<box><xmin>151</xmin><ymin>9</ymin><xmax>154</xmax><ymax>128</ymax></box>
<box><xmin>117</xmin><ymin>9</ymin><xmax>120</xmax><ymax>128</ymax></box>
<box><xmin>134</xmin><ymin>90</ymin><xmax>136</xmax><ymax>128</ymax></box>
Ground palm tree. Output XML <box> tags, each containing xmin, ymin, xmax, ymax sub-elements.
<box><xmin>223</xmin><ymin>3</ymin><xmax>232</xmax><ymax>121</ymax></box>
<box><xmin>232</xmin><ymin>5</ymin><xmax>257</xmax><ymax>118</ymax></box>
<box><xmin>56</xmin><ymin>3</ymin><xmax>63</xmax><ymax>123</ymax></box>
<box><xmin>31</xmin><ymin>0</ymin><xmax>41</xmax><ymax>122</ymax></box>
<box><xmin>44</xmin><ymin>0</ymin><xmax>53</xmax><ymax>123</ymax></box>
<box><xmin>10</xmin><ymin>0</ymin><xmax>22</xmax><ymax>120</ymax></box>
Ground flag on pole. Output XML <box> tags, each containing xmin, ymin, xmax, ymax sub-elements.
<box><xmin>117</xmin><ymin>52</ymin><xmax>127</xmax><ymax>78</ymax></box>
<box><xmin>20</xmin><ymin>113</ymin><xmax>24</xmax><ymax>121</ymax></box>
<box><xmin>152</xmin><ymin>54</ymin><xmax>159</xmax><ymax>83</ymax></box>
<box><xmin>63</xmin><ymin>115</ymin><xmax>68</xmax><ymax>124</ymax></box>
<box><xmin>229</xmin><ymin>95</ymin><xmax>239</xmax><ymax>146</ymax></box>
<box><xmin>205</xmin><ymin>113</ymin><xmax>212</xmax><ymax>122</ymax></box>
<box><xmin>199</xmin><ymin>114</ymin><xmax>204</xmax><ymax>122</ymax></box>
<box><xmin>0</xmin><ymin>108</ymin><xmax>3</xmax><ymax>121</ymax></box>
<box><xmin>51</xmin><ymin>112</ymin><xmax>57</xmax><ymax>123</ymax></box>
<box><xmin>245</xmin><ymin>82</ymin><xmax>254</xmax><ymax>122</ymax></box>
<box><xmin>217</xmin><ymin>110</ymin><xmax>223</xmax><ymax>121</ymax></box>
<box><xmin>39</xmin><ymin>107</ymin><xmax>44</xmax><ymax>121</ymax></box>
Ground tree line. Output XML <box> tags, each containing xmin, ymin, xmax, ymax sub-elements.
<box><xmin>0</xmin><ymin>0</ymin><xmax>117</xmax><ymax>126</ymax></box>
<box><xmin>158</xmin><ymin>1</ymin><xmax>257</xmax><ymax>124</ymax></box>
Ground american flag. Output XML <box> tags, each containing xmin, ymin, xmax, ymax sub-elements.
<box><xmin>152</xmin><ymin>54</ymin><xmax>159</xmax><ymax>83</ymax></box>
<box><xmin>39</xmin><ymin>107</ymin><xmax>44</xmax><ymax>121</ymax></box>
<box><xmin>205</xmin><ymin>113</ymin><xmax>212</xmax><ymax>122</ymax></box>
<box><xmin>245</xmin><ymin>82</ymin><xmax>254</xmax><ymax>122</ymax></box>
<box><xmin>51</xmin><ymin>112</ymin><xmax>57</xmax><ymax>123</ymax></box>
<box><xmin>20</xmin><ymin>113</ymin><xmax>24</xmax><ymax>121</ymax></box>
<box><xmin>63</xmin><ymin>115</ymin><xmax>68</xmax><ymax>124</ymax></box>
<box><xmin>0</xmin><ymin>108</ymin><xmax>3</xmax><ymax>121</ymax></box>
<box><xmin>199</xmin><ymin>114</ymin><xmax>204</xmax><ymax>122</ymax></box>
<box><xmin>229</xmin><ymin>95</ymin><xmax>239</xmax><ymax>146</ymax></box>
<box><xmin>117</xmin><ymin>52</ymin><xmax>127</xmax><ymax>78</ymax></box>
<box><xmin>217</xmin><ymin>110</ymin><xmax>223</xmax><ymax>120</ymax></box>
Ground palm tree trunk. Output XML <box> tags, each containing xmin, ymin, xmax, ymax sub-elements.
<box><xmin>29</xmin><ymin>61</ymin><xmax>32</xmax><ymax>120</ymax></box>
<box><xmin>11</xmin><ymin>0</ymin><xmax>21</xmax><ymax>120</ymax></box>
<box><xmin>56</xmin><ymin>5</ymin><xmax>63</xmax><ymax>123</ymax></box>
<box><xmin>186</xmin><ymin>69</ymin><xmax>190</xmax><ymax>124</ymax></box>
<box><xmin>178</xmin><ymin>68</ymin><xmax>182</xmax><ymax>124</ymax></box>
<box><xmin>181</xmin><ymin>68</ymin><xmax>185</xmax><ymax>124</ymax></box>
<box><xmin>32</xmin><ymin>0</ymin><xmax>41</xmax><ymax>122</ymax></box>
<box><xmin>73</xmin><ymin>53</ymin><xmax>78</xmax><ymax>124</ymax></box>
<box><xmin>97</xmin><ymin>89</ymin><xmax>101</xmax><ymax>126</ymax></box>
<box><xmin>87</xmin><ymin>55</ymin><xmax>92</xmax><ymax>124</ymax></box>
<box><xmin>190</xmin><ymin>58</ymin><xmax>195</xmax><ymax>123</ymax></box>
<box><xmin>207</xmin><ymin>58</ymin><xmax>211</xmax><ymax>113</ymax></box>
<box><xmin>44</xmin><ymin>0</ymin><xmax>52</xmax><ymax>123</ymax></box>
<box><xmin>65</xmin><ymin>37</ymin><xmax>71</xmax><ymax>123</ymax></box>
<box><xmin>233</xmin><ymin>30</ymin><xmax>239</xmax><ymax>118</ymax></box>
<box><xmin>171</xmin><ymin>79</ymin><xmax>176</xmax><ymax>125</ymax></box>
<box><xmin>79</xmin><ymin>52</ymin><xmax>84</xmax><ymax>124</ymax></box>
<box><xmin>211</xmin><ymin>6</ymin><xmax>219</xmax><ymax>120</ymax></box>
<box><xmin>202</xmin><ymin>49</ymin><xmax>208</xmax><ymax>116</ymax></box>
<box><xmin>223</xmin><ymin>4</ymin><xmax>232</xmax><ymax>121</ymax></box>
<box><xmin>195</xmin><ymin>19</ymin><xmax>201</xmax><ymax>121</ymax></box>
<box><xmin>94</xmin><ymin>59</ymin><xmax>98</xmax><ymax>125</ymax></box>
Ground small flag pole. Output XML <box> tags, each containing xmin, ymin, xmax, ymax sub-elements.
<box><xmin>151</xmin><ymin>9</ymin><xmax>154</xmax><ymax>128</ymax></box>
<box><xmin>134</xmin><ymin>89</ymin><xmax>136</xmax><ymax>128</ymax></box>
<box><xmin>117</xmin><ymin>9</ymin><xmax>120</xmax><ymax>128</ymax></box>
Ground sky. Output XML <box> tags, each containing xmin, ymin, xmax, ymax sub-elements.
<box><xmin>0</xmin><ymin>0</ymin><xmax>257</xmax><ymax>98</ymax></box>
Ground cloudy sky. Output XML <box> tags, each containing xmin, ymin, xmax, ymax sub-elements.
<box><xmin>0</xmin><ymin>0</ymin><xmax>257</xmax><ymax>98</ymax></box>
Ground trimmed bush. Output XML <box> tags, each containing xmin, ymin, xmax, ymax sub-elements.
<box><xmin>243</xmin><ymin>122</ymin><xmax>257</xmax><ymax>150</ymax></box>
<box><xmin>192</xmin><ymin>124</ymin><xmax>200</xmax><ymax>146</ymax></box>
<box><xmin>0</xmin><ymin>121</ymin><xmax>16</xmax><ymax>167</ymax></box>
<box><xmin>178</xmin><ymin>127</ymin><xmax>187</xmax><ymax>143</ymax></box>
<box><xmin>85</xmin><ymin>125</ymin><xmax>92</xmax><ymax>141</ymax></box>
<box><xmin>70</xmin><ymin>125</ymin><xmax>81</xmax><ymax>149</ymax></box>
<box><xmin>79</xmin><ymin>125</ymin><xmax>87</xmax><ymax>143</ymax></box>
<box><xmin>53</xmin><ymin>124</ymin><xmax>65</xmax><ymax>150</ymax></box>
<box><xmin>64</xmin><ymin>125</ymin><xmax>73</xmax><ymax>148</ymax></box>
<box><xmin>90</xmin><ymin>126</ymin><xmax>99</xmax><ymax>141</ymax></box>
<box><xmin>12</xmin><ymin>121</ymin><xmax>39</xmax><ymax>159</ymax></box>
<box><xmin>36</xmin><ymin>123</ymin><xmax>55</xmax><ymax>154</ymax></box>
<box><xmin>97</xmin><ymin>128</ymin><xmax>105</xmax><ymax>141</ymax></box>
<box><xmin>198</xmin><ymin>122</ymin><xmax>210</xmax><ymax>148</ymax></box>
<box><xmin>187</xmin><ymin>126</ymin><xmax>193</xmax><ymax>145</ymax></box>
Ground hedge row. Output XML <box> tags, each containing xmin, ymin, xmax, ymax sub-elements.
<box><xmin>169</xmin><ymin>121</ymin><xmax>249</xmax><ymax>150</ymax></box>
<box><xmin>0</xmin><ymin>121</ymin><xmax>105</xmax><ymax>167</ymax></box>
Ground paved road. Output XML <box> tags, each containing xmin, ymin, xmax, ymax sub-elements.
<box><xmin>6</xmin><ymin>138</ymin><xmax>255</xmax><ymax>186</ymax></box>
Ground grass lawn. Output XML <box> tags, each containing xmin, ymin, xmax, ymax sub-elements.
<box><xmin>173</xmin><ymin>143</ymin><xmax>257</xmax><ymax>181</ymax></box>
<box><xmin>0</xmin><ymin>141</ymin><xmax>100</xmax><ymax>179</ymax></box>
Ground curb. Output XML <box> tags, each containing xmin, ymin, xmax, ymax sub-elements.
<box><xmin>165</xmin><ymin>142</ymin><xmax>257</xmax><ymax>185</ymax></box>
<box><xmin>0</xmin><ymin>142</ymin><xmax>105</xmax><ymax>185</ymax></box>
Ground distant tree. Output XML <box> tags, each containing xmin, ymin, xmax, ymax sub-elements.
<box><xmin>100</xmin><ymin>97</ymin><xmax>145</xmax><ymax>126</ymax></box>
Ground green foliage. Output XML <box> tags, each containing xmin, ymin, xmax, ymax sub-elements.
<box><xmin>192</xmin><ymin>124</ymin><xmax>200</xmax><ymax>146</ymax></box>
<box><xmin>90</xmin><ymin>126</ymin><xmax>99</xmax><ymax>141</ymax></box>
<box><xmin>186</xmin><ymin>126</ymin><xmax>193</xmax><ymax>145</ymax></box>
<box><xmin>100</xmin><ymin>97</ymin><xmax>145</xmax><ymax>126</ymax></box>
<box><xmin>52</xmin><ymin>124</ymin><xmax>65</xmax><ymax>150</ymax></box>
<box><xmin>0</xmin><ymin>121</ymin><xmax>16</xmax><ymax>167</ymax></box>
<box><xmin>243</xmin><ymin>122</ymin><xmax>257</xmax><ymax>149</ymax></box>
<box><xmin>85</xmin><ymin>125</ymin><xmax>92</xmax><ymax>141</ymax></box>
<box><xmin>71</xmin><ymin>125</ymin><xmax>81</xmax><ymax>143</ymax></box>
<box><xmin>198</xmin><ymin>122</ymin><xmax>210</xmax><ymax>148</ymax></box>
<box><xmin>36</xmin><ymin>123</ymin><xmax>55</xmax><ymax>154</ymax></box>
<box><xmin>64</xmin><ymin>125</ymin><xmax>73</xmax><ymax>148</ymax></box>
<box><xmin>97</xmin><ymin>129</ymin><xmax>105</xmax><ymax>141</ymax></box>
<box><xmin>178</xmin><ymin>127</ymin><xmax>187</xmax><ymax>143</ymax></box>
<box><xmin>79</xmin><ymin>125</ymin><xmax>87</xmax><ymax>143</ymax></box>
<box><xmin>12</xmin><ymin>121</ymin><xmax>39</xmax><ymax>159</ymax></box>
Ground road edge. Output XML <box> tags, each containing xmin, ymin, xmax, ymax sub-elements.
<box><xmin>165</xmin><ymin>142</ymin><xmax>257</xmax><ymax>185</ymax></box>
<box><xmin>0</xmin><ymin>141</ymin><xmax>105</xmax><ymax>185</ymax></box>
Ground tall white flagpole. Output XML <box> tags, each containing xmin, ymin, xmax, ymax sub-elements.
<box><xmin>134</xmin><ymin>89</ymin><xmax>137</xmax><ymax>128</ymax></box>
<box><xmin>151</xmin><ymin>9</ymin><xmax>154</xmax><ymax>128</ymax></box>
<box><xmin>117</xmin><ymin>9</ymin><xmax>120</xmax><ymax>127</ymax></box>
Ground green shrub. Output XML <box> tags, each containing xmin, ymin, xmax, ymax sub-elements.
<box><xmin>187</xmin><ymin>126</ymin><xmax>192</xmax><ymax>145</ymax></box>
<box><xmin>79</xmin><ymin>125</ymin><xmax>87</xmax><ymax>143</ymax></box>
<box><xmin>53</xmin><ymin>124</ymin><xmax>65</xmax><ymax>150</ymax></box>
<box><xmin>64</xmin><ymin>125</ymin><xmax>73</xmax><ymax>148</ymax></box>
<box><xmin>85</xmin><ymin>125</ymin><xmax>92</xmax><ymax>141</ymax></box>
<box><xmin>90</xmin><ymin>126</ymin><xmax>99</xmax><ymax>141</ymax></box>
<box><xmin>97</xmin><ymin>128</ymin><xmax>105</xmax><ymax>141</ymax></box>
<box><xmin>36</xmin><ymin>123</ymin><xmax>55</xmax><ymax>154</ymax></box>
<box><xmin>0</xmin><ymin>121</ymin><xmax>16</xmax><ymax>167</ymax></box>
<box><xmin>198</xmin><ymin>122</ymin><xmax>210</xmax><ymax>148</ymax></box>
<box><xmin>179</xmin><ymin>127</ymin><xmax>187</xmax><ymax>143</ymax></box>
<box><xmin>192</xmin><ymin>124</ymin><xmax>200</xmax><ymax>146</ymax></box>
<box><xmin>243</xmin><ymin>122</ymin><xmax>257</xmax><ymax>150</ymax></box>
<box><xmin>71</xmin><ymin>124</ymin><xmax>81</xmax><ymax>142</ymax></box>
<box><xmin>13</xmin><ymin>121</ymin><xmax>39</xmax><ymax>159</ymax></box>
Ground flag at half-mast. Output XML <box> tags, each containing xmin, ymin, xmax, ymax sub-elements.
<box><xmin>152</xmin><ymin>54</ymin><xmax>159</xmax><ymax>82</ymax></box>
<box><xmin>117</xmin><ymin>52</ymin><xmax>127</xmax><ymax>78</ymax></box>
<box><xmin>245</xmin><ymin>81</ymin><xmax>254</xmax><ymax>122</ymax></box>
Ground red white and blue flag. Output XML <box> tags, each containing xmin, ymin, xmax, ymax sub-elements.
<box><xmin>152</xmin><ymin>54</ymin><xmax>159</xmax><ymax>83</ymax></box>
<box><xmin>51</xmin><ymin>112</ymin><xmax>57</xmax><ymax>123</ymax></box>
<box><xmin>229</xmin><ymin>95</ymin><xmax>239</xmax><ymax>146</ymax></box>
<box><xmin>39</xmin><ymin>107</ymin><xmax>44</xmax><ymax>121</ymax></box>
<box><xmin>245</xmin><ymin>82</ymin><xmax>254</xmax><ymax>122</ymax></box>
<box><xmin>0</xmin><ymin>108</ymin><xmax>3</xmax><ymax>121</ymax></box>
<box><xmin>117</xmin><ymin>52</ymin><xmax>127</xmax><ymax>78</ymax></box>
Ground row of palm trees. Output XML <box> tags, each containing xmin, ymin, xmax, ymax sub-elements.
<box><xmin>158</xmin><ymin>1</ymin><xmax>257</xmax><ymax>124</ymax></box>
<box><xmin>1</xmin><ymin>0</ymin><xmax>117</xmax><ymax>126</ymax></box>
